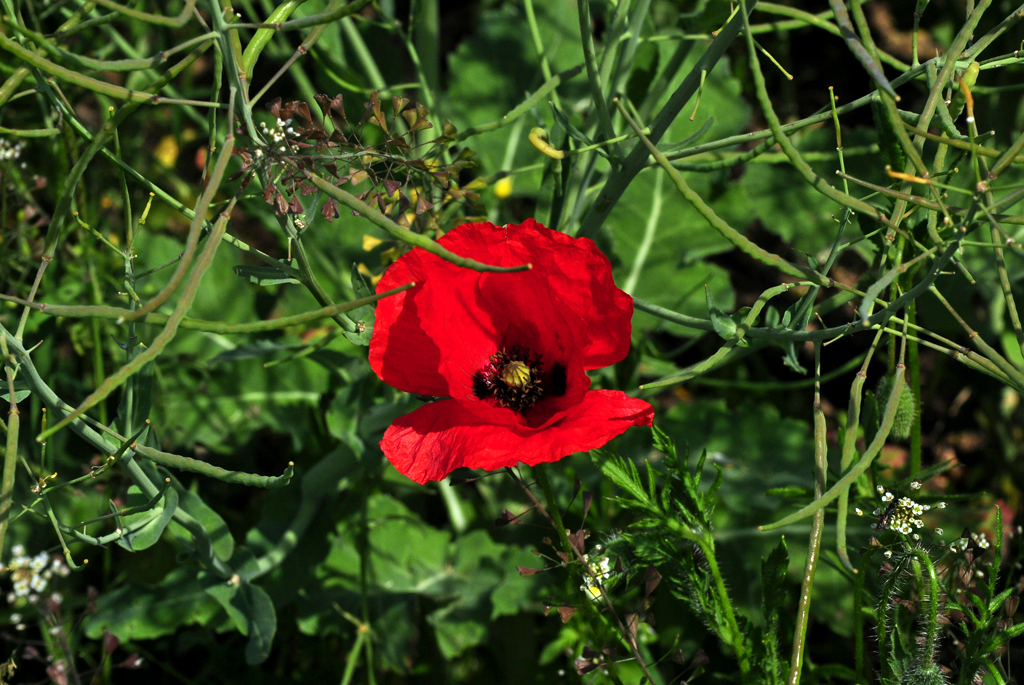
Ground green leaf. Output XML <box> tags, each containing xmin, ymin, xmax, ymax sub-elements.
<box><xmin>0</xmin><ymin>380</ymin><xmax>30</xmax><ymax>403</ymax></box>
<box><xmin>232</xmin><ymin>264</ymin><xmax>300</xmax><ymax>286</ymax></box>
<box><xmin>550</xmin><ymin>103</ymin><xmax>602</xmax><ymax>156</ymax></box>
<box><xmin>740</xmin><ymin>128</ymin><xmax>874</xmax><ymax>254</ymax></box>
<box><xmin>169</xmin><ymin>476</ymin><xmax>234</xmax><ymax>562</ymax></box>
<box><xmin>116</xmin><ymin>485</ymin><xmax>178</xmax><ymax>552</ymax></box>
<box><xmin>592</xmin><ymin>451</ymin><xmax>651</xmax><ymax>507</ymax></box>
<box><xmin>202</xmin><ymin>575</ymin><xmax>277</xmax><ymax>665</ymax></box>
<box><xmin>706</xmin><ymin>285</ymin><xmax>737</xmax><ymax>339</ymax></box>
<box><xmin>343</xmin><ymin>264</ymin><xmax>376</xmax><ymax>346</ymax></box>
<box><xmin>765</xmin><ymin>486</ymin><xmax>813</xmax><ymax>498</ymax></box>
<box><xmin>84</xmin><ymin>567</ymin><xmax>222</xmax><ymax>640</ymax></box>
<box><xmin>760</xmin><ymin>536</ymin><xmax>789</xmax><ymax>625</ymax></box>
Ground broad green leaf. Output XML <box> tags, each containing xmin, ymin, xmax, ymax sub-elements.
<box><xmin>84</xmin><ymin>567</ymin><xmax>221</xmax><ymax>640</ymax></box>
<box><xmin>116</xmin><ymin>484</ymin><xmax>178</xmax><ymax>552</ymax></box>
<box><xmin>740</xmin><ymin>128</ymin><xmax>874</xmax><ymax>254</ymax></box>
<box><xmin>202</xmin><ymin>575</ymin><xmax>277</xmax><ymax>665</ymax></box>
<box><xmin>168</xmin><ymin>475</ymin><xmax>234</xmax><ymax>562</ymax></box>
<box><xmin>607</xmin><ymin>165</ymin><xmax>741</xmax><ymax>334</ymax></box>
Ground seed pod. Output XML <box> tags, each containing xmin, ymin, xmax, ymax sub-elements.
<box><xmin>876</xmin><ymin>374</ymin><xmax>916</xmax><ymax>440</ymax></box>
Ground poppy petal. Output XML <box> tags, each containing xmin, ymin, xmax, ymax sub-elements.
<box><xmin>442</xmin><ymin>220</ymin><xmax>634</xmax><ymax>370</ymax></box>
<box><xmin>369</xmin><ymin>251</ymin><xmax>449</xmax><ymax>397</ymax></box>
<box><xmin>381</xmin><ymin>391</ymin><xmax>654</xmax><ymax>484</ymax></box>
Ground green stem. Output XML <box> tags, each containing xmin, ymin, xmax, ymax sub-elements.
<box><xmin>0</xmin><ymin>352</ymin><xmax>20</xmax><ymax>559</ymax></box>
<box><xmin>836</xmin><ymin>328</ymin><xmax>885</xmax><ymax>572</ymax></box>
<box><xmin>305</xmin><ymin>173</ymin><xmax>531</xmax><ymax>273</ymax></box>
<box><xmin>787</xmin><ymin>343</ymin><xmax>827</xmax><ymax>685</ymax></box>
<box><xmin>576</xmin><ymin>0</ymin><xmax>620</xmax><ymax>164</ymax></box>
<box><xmin>853</xmin><ymin>550</ymin><xmax>877</xmax><ymax>684</ymax></box>
<box><xmin>0</xmin><ymin>283</ymin><xmax>413</xmax><ymax>333</ymax></box>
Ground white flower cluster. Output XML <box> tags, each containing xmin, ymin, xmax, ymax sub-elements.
<box><xmin>2</xmin><ymin>544</ymin><xmax>69</xmax><ymax>605</ymax></box>
<box><xmin>259</xmin><ymin>117</ymin><xmax>299</xmax><ymax>155</ymax></box>
<box><xmin>949</xmin><ymin>531</ymin><xmax>991</xmax><ymax>554</ymax></box>
<box><xmin>873</xmin><ymin>486</ymin><xmax>943</xmax><ymax>540</ymax></box>
<box><xmin>0</xmin><ymin>138</ymin><xmax>24</xmax><ymax>161</ymax></box>
<box><xmin>580</xmin><ymin>550</ymin><xmax>612</xmax><ymax>601</ymax></box>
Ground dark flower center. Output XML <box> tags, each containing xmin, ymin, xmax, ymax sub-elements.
<box><xmin>473</xmin><ymin>346</ymin><xmax>565</xmax><ymax>413</ymax></box>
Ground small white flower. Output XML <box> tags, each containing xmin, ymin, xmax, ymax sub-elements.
<box><xmin>9</xmin><ymin>613</ymin><xmax>21</xmax><ymax>624</ymax></box>
<box><xmin>29</xmin><ymin>553</ymin><xmax>47</xmax><ymax>572</ymax></box>
<box><xmin>884</xmin><ymin>550</ymin><xmax>892</xmax><ymax>558</ymax></box>
<box><xmin>910</xmin><ymin>481</ymin><xmax>922</xmax><ymax>490</ymax></box>
<box><xmin>11</xmin><ymin>544</ymin><xmax>25</xmax><ymax>557</ymax></box>
<box><xmin>854</xmin><ymin>508</ymin><xmax>864</xmax><ymax>516</ymax></box>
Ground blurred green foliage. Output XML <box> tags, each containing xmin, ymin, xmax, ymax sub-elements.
<box><xmin>1</xmin><ymin>0</ymin><xmax>1023</xmax><ymax>683</ymax></box>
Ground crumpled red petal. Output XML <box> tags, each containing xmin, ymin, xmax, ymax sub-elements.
<box><xmin>435</xmin><ymin>220</ymin><xmax>634</xmax><ymax>371</ymax></box>
<box><xmin>368</xmin><ymin>251</ymin><xmax>449</xmax><ymax>397</ymax></box>
<box><xmin>381</xmin><ymin>390</ymin><xmax>655</xmax><ymax>484</ymax></box>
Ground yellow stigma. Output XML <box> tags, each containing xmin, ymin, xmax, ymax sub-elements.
<box><xmin>501</xmin><ymin>361</ymin><xmax>531</xmax><ymax>388</ymax></box>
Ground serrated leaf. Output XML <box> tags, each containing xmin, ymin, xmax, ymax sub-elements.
<box><xmin>761</xmin><ymin>537</ymin><xmax>789</xmax><ymax>624</ymax></box>
<box><xmin>232</xmin><ymin>264</ymin><xmax>300</xmax><ymax>286</ymax></box>
<box><xmin>591</xmin><ymin>452</ymin><xmax>650</xmax><ymax>507</ymax></box>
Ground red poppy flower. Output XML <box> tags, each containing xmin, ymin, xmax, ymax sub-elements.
<box><xmin>369</xmin><ymin>219</ymin><xmax>654</xmax><ymax>484</ymax></box>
